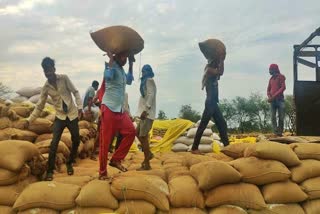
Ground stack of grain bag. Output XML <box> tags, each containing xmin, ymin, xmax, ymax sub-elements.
<box><xmin>0</xmin><ymin>140</ymin><xmax>41</xmax><ymax>213</ymax></box>
<box><xmin>12</xmin><ymin>86</ymin><xmax>54</xmax><ymax>104</ymax></box>
<box><xmin>172</xmin><ymin>120</ymin><xmax>221</xmax><ymax>153</ymax></box>
<box><xmin>0</xmin><ymin>99</ymin><xmax>99</xmax><ymax>174</ymax></box>
<box><xmin>1</xmin><ymin>140</ymin><xmax>319</xmax><ymax>213</ymax></box>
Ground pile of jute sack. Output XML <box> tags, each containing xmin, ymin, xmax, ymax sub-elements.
<box><xmin>172</xmin><ymin>120</ymin><xmax>223</xmax><ymax>153</ymax></box>
<box><xmin>11</xmin><ymin>87</ymin><xmax>54</xmax><ymax>105</ymax></box>
<box><xmin>0</xmin><ymin>139</ymin><xmax>320</xmax><ymax>213</ymax></box>
<box><xmin>0</xmin><ymin>99</ymin><xmax>98</xmax><ymax>175</ymax></box>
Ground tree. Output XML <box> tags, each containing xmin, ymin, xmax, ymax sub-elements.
<box><xmin>157</xmin><ymin>110</ymin><xmax>167</xmax><ymax>120</ymax></box>
<box><xmin>0</xmin><ymin>82</ymin><xmax>12</xmax><ymax>99</ymax></box>
<box><xmin>178</xmin><ymin>104</ymin><xmax>201</xmax><ymax>122</ymax></box>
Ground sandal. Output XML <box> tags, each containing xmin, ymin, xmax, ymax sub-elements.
<box><xmin>109</xmin><ymin>160</ymin><xmax>128</xmax><ymax>172</ymax></box>
<box><xmin>45</xmin><ymin>172</ymin><xmax>53</xmax><ymax>181</ymax></box>
<box><xmin>66</xmin><ymin>164</ymin><xmax>74</xmax><ymax>175</ymax></box>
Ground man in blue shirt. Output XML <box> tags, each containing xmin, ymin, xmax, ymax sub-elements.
<box><xmin>99</xmin><ymin>51</ymin><xmax>135</xmax><ymax>179</ymax></box>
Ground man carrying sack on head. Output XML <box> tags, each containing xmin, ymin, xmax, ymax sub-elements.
<box><xmin>191</xmin><ymin>39</ymin><xmax>229</xmax><ymax>154</ymax></box>
<box><xmin>98</xmin><ymin>52</ymin><xmax>136</xmax><ymax>180</ymax></box>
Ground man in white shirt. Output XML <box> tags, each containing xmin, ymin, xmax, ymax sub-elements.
<box><xmin>25</xmin><ymin>57</ymin><xmax>83</xmax><ymax>180</ymax></box>
<box><xmin>136</xmin><ymin>64</ymin><xmax>157</xmax><ymax>170</ymax></box>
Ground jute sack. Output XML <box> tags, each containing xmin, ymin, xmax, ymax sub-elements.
<box><xmin>221</xmin><ymin>143</ymin><xmax>255</xmax><ymax>158</ymax></box>
<box><xmin>0</xmin><ymin>140</ymin><xmax>39</xmax><ymax>172</ymax></box>
<box><xmin>200</xmin><ymin>136</ymin><xmax>214</xmax><ymax>144</ymax></box>
<box><xmin>13</xmin><ymin>182</ymin><xmax>81</xmax><ymax>211</ymax></box>
<box><xmin>302</xmin><ymin>199</ymin><xmax>320</xmax><ymax>214</ymax></box>
<box><xmin>11</xmin><ymin>95</ymin><xmax>28</xmax><ymax>103</ymax></box>
<box><xmin>169</xmin><ymin>175</ymin><xmax>205</xmax><ymax>208</ymax></box>
<box><xmin>196</xmin><ymin>144</ymin><xmax>213</xmax><ymax>153</ymax></box>
<box><xmin>35</xmin><ymin>140</ymin><xmax>70</xmax><ymax>158</ymax></box>
<box><xmin>61</xmin><ymin>207</ymin><xmax>114</xmax><ymax>214</ymax></box>
<box><xmin>0</xmin><ymin>164</ymin><xmax>30</xmax><ymax>186</ymax></box>
<box><xmin>45</xmin><ymin>114</ymin><xmax>56</xmax><ymax>122</ymax></box>
<box><xmin>28</xmin><ymin>94</ymin><xmax>40</xmax><ymax>104</ymax></box>
<box><xmin>168</xmin><ymin>208</ymin><xmax>207</xmax><ymax>214</ymax></box>
<box><xmin>18</xmin><ymin>208</ymin><xmax>59</xmax><ymax>214</ymax></box>
<box><xmin>248</xmin><ymin>204</ymin><xmax>305</xmax><ymax>214</ymax></box>
<box><xmin>187</xmin><ymin>128</ymin><xmax>213</xmax><ymax>138</ymax></box>
<box><xmin>209</xmin><ymin>205</ymin><xmax>247</xmax><ymax>214</ymax></box>
<box><xmin>290</xmin><ymin>159</ymin><xmax>320</xmax><ymax>183</ymax></box>
<box><xmin>75</xmin><ymin>179</ymin><xmax>118</xmax><ymax>209</ymax></box>
<box><xmin>205</xmin><ymin>183</ymin><xmax>266</xmax><ymax>210</ymax></box>
<box><xmin>163</xmin><ymin>157</ymin><xmax>187</xmax><ymax>166</ymax></box>
<box><xmin>53</xmin><ymin>176</ymin><xmax>93</xmax><ymax>187</ymax></box>
<box><xmin>262</xmin><ymin>180</ymin><xmax>308</xmax><ymax>203</ymax></box>
<box><xmin>205</xmin><ymin>153</ymin><xmax>234</xmax><ymax>162</ymax></box>
<box><xmin>35</xmin><ymin>133</ymin><xmax>53</xmax><ymax>143</ymax></box>
<box><xmin>230</xmin><ymin>157</ymin><xmax>291</xmax><ymax>185</ymax></box>
<box><xmin>199</xmin><ymin>39</ymin><xmax>226</xmax><ymax>61</ymax></box>
<box><xmin>78</xmin><ymin>120</ymin><xmax>91</xmax><ymax>130</ymax></box>
<box><xmin>0</xmin><ymin>128</ymin><xmax>38</xmax><ymax>142</ymax></box>
<box><xmin>60</xmin><ymin>133</ymin><xmax>72</xmax><ymax>148</ymax></box>
<box><xmin>83</xmin><ymin>139</ymin><xmax>94</xmax><ymax>153</ymax></box>
<box><xmin>173</xmin><ymin>136</ymin><xmax>194</xmax><ymax>146</ymax></box>
<box><xmin>10</xmin><ymin>106</ymin><xmax>34</xmax><ymax>118</ymax></box>
<box><xmin>0</xmin><ymin>176</ymin><xmax>37</xmax><ymax>206</ymax></box>
<box><xmin>16</xmin><ymin>87</ymin><xmax>41</xmax><ymax>98</ymax></box>
<box><xmin>190</xmin><ymin>161</ymin><xmax>241</xmax><ymax>190</ymax></box>
<box><xmin>116</xmin><ymin>200</ymin><xmax>156</xmax><ymax>214</ymax></box>
<box><xmin>118</xmin><ymin>169</ymin><xmax>167</xmax><ymax>182</ymax></box>
<box><xmin>290</xmin><ymin>143</ymin><xmax>320</xmax><ymax>160</ymax></box>
<box><xmin>171</xmin><ymin>143</ymin><xmax>188</xmax><ymax>152</ymax></box>
<box><xmin>196</xmin><ymin>120</ymin><xmax>215</xmax><ymax>129</ymax></box>
<box><xmin>90</xmin><ymin>25</ymin><xmax>144</xmax><ymax>55</ymax></box>
<box><xmin>187</xmin><ymin>155</ymin><xmax>213</xmax><ymax>167</ymax></box>
<box><xmin>0</xmin><ymin>117</ymin><xmax>11</xmax><ymax>130</ymax></box>
<box><xmin>244</xmin><ymin>141</ymin><xmax>301</xmax><ymax>167</ymax></box>
<box><xmin>0</xmin><ymin>206</ymin><xmax>14</xmax><ymax>214</ymax></box>
<box><xmin>300</xmin><ymin>177</ymin><xmax>320</xmax><ymax>199</ymax></box>
<box><xmin>111</xmin><ymin>175</ymin><xmax>169</xmax><ymax>211</ymax></box>
<box><xmin>79</xmin><ymin>129</ymin><xmax>90</xmax><ymax>142</ymax></box>
<box><xmin>9</xmin><ymin>128</ymin><xmax>38</xmax><ymax>142</ymax></box>
<box><xmin>28</xmin><ymin>118</ymin><xmax>53</xmax><ymax>135</ymax></box>
<box><xmin>167</xmin><ymin>167</ymin><xmax>191</xmax><ymax>182</ymax></box>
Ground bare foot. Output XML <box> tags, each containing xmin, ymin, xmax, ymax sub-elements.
<box><xmin>191</xmin><ymin>149</ymin><xmax>203</xmax><ymax>155</ymax></box>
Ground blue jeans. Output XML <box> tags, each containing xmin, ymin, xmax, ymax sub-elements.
<box><xmin>271</xmin><ymin>100</ymin><xmax>285</xmax><ymax>135</ymax></box>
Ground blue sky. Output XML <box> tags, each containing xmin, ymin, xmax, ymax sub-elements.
<box><xmin>0</xmin><ymin>0</ymin><xmax>319</xmax><ymax>117</ymax></box>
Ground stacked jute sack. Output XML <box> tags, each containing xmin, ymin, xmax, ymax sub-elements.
<box><xmin>172</xmin><ymin>120</ymin><xmax>222</xmax><ymax>153</ymax></box>
<box><xmin>0</xmin><ymin>99</ymin><xmax>98</xmax><ymax>175</ymax></box>
<box><xmin>0</xmin><ymin>140</ymin><xmax>42</xmax><ymax>214</ymax></box>
<box><xmin>11</xmin><ymin>87</ymin><xmax>54</xmax><ymax>105</ymax></box>
<box><xmin>1</xmin><ymin>140</ymin><xmax>320</xmax><ymax>213</ymax></box>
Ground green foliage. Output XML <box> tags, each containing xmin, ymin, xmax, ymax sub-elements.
<box><xmin>178</xmin><ymin>104</ymin><xmax>201</xmax><ymax>122</ymax></box>
<box><xmin>157</xmin><ymin>110</ymin><xmax>168</xmax><ymax>120</ymax></box>
<box><xmin>205</xmin><ymin>93</ymin><xmax>294</xmax><ymax>134</ymax></box>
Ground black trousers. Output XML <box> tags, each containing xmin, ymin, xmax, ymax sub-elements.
<box><xmin>47</xmin><ymin>117</ymin><xmax>80</xmax><ymax>173</ymax></box>
<box><xmin>192</xmin><ymin>100</ymin><xmax>229</xmax><ymax>150</ymax></box>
